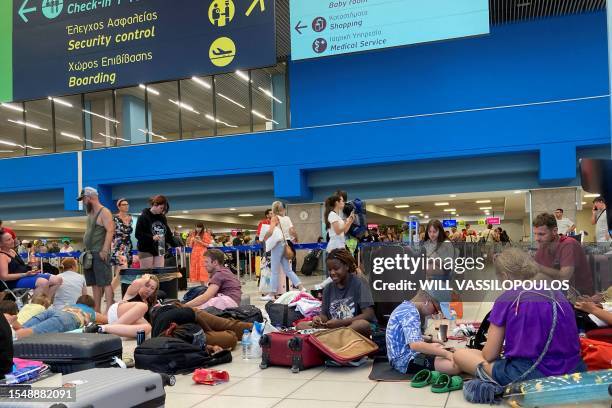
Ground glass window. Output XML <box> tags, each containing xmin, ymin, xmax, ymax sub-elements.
<box><xmin>54</xmin><ymin>95</ymin><xmax>84</xmax><ymax>153</ymax></box>
<box><xmin>180</xmin><ymin>76</ymin><xmax>214</xmax><ymax>139</ymax></box>
<box><xmin>148</xmin><ymin>81</ymin><xmax>180</xmax><ymax>142</ymax></box>
<box><xmin>214</xmin><ymin>72</ymin><xmax>250</xmax><ymax>136</ymax></box>
<box><xmin>251</xmin><ymin>63</ymin><xmax>288</xmax><ymax>132</ymax></box>
<box><xmin>116</xmin><ymin>86</ymin><xmax>148</xmax><ymax>146</ymax></box>
<box><xmin>0</xmin><ymin>102</ymin><xmax>26</xmax><ymax>158</ymax></box>
<box><xmin>24</xmin><ymin>99</ymin><xmax>54</xmax><ymax>155</ymax></box>
<box><xmin>83</xmin><ymin>90</ymin><xmax>117</xmax><ymax>149</ymax></box>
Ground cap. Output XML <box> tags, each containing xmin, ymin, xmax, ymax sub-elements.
<box><xmin>425</xmin><ymin>289</ymin><xmax>454</xmax><ymax>319</ymax></box>
<box><xmin>76</xmin><ymin>187</ymin><xmax>98</xmax><ymax>201</ymax></box>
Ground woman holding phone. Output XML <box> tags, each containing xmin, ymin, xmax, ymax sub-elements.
<box><xmin>135</xmin><ymin>195</ymin><xmax>177</xmax><ymax>269</ymax></box>
<box><xmin>324</xmin><ymin>193</ymin><xmax>355</xmax><ymax>253</ymax></box>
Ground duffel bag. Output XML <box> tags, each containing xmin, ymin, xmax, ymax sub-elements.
<box><xmin>204</xmin><ymin>305</ymin><xmax>264</xmax><ymax>323</ymax></box>
<box><xmin>265</xmin><ymin>301</ymin><xmax>303</xmax><ymax>328</ymax></box>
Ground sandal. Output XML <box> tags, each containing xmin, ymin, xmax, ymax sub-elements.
<box><xmin>411</xmin><ymin>369</ymin><xmax>441</xmax><ymax>388</ymax></box>
<box><xmin>192</xmin><ymin>369</ymin><xmax>230</xmax><ymax>386</ymax></box>
<box><xmin>431</xmin><ymin>374</ymin><xmax>464</xmax><ymax>393</ymax></box>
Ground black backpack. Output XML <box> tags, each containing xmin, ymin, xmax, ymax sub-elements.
<box><xmin>134</xmin><ymin>337</ymin><xmax>231</xmax><ymax>375</ymax></box>
<box><xmin>264</xmin><ymin>301</ymin><xmax>303</xmax><ymax>328</ymax></box>
<box><xmin>182</xmin><ymin>285</ymin><xmax>208</xmax><ymax>303</ymax></box>
<box><xmin>467</xmin><ymin>311</ymin><xmax>491</xmax><ymax>350</ymax></box>
<box><xmin>204</xmin><ymin>305</ymin><xmax>263</xmax><ymax>323</ymax></box>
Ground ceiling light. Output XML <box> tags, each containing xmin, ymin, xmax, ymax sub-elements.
<box><xmin>0</xmin><ymin>140</ymin><xmax>20</xmax><ymax>147</ymax></box>
<box><xmin>217</xmin><ymin>93</ymin><xmax>246</xmax><ymax>109</ymax></box>
<box><xmin>138</xmin><ymin>129</ymin><xmax>168</xmax><ymax>140</ymax></box>
<box><xmin>204</xmin><ymin>114</ymin><xmax>238</xmax><ymax>128</ymax></box>
<box><xmin>178</xmin><ymin>225</ymin><xmax>183</xmax><ymax>228</ymax></box>
<box><xmin>252</xmin><ymin>110</ymin><xmax>279</xmax><ymax>124</ymax></box>
<box><xmin>443</xmin><ymin>209</ymin><xmax>456</xmax><ymax>212</ymax></box>
<box><xmin>99</xmin><ymin>132</ymin><xmax>130</xmax><ymax>142</ymax></box>
<box><xmin>238</xmin><ymin>213</ymin><xmax>254</xmax><ymax>217</ymax></box>
<box><xmin>49</xmin><ymin>218</ymin><xmax>56</xmax><ymax>222</ymax></box>
<box><xmin>476</xmin><ymin>200</ymin><xmax>491</xmax><ymax>204</ymax></box>
<box><xmin>257</xmin><ymin>87</ymin><xmax>282</xmax><ymax>103</ymax></box>
<box><xmin>0</xmin><ymin>150</ymin><xmax>14</xmax><ymax>153</ymax></box>
<box><xmin>60</xmin><ymin>131</ymin><xmax>81</xmax><ymax>141</ymax></box>
<box><xmin>424</xmin><ymin>215</ymin><xmax>430</xmax><ymax>219</ymax></box>
<box><xmin>182</xmin><ymin>210</ymin><xmax>189</xmax><ymax>214</ymax></box>
<box><xmin>83</xmin><ymin>109</ymin><xmax>120</xmax><ymax>123</ymax></box>
<box><xmin>479</xmin><ymin>206</ymin><xmax>492</xmax><ymax>210</ymax></box>
<box><xmin>10</xmin><ymin>221</ymin><xmax>16</xmax><ymax>224</ymax></box>
<box><xmin>409</xmin><ymin>211</ymin><xmax>422</xmax><ymax>214</ymax></box>
<box><xmin>581</xmin><ymin>201</ymin><xmax>587</xmax><ymax>205</ymax></box>
<box><xmin>584</xmin><ymin>193</ymin><xmax>600</xmax><ymax>198</ymax></box>
<box><xmin>168</xmin><ymin>99</ymin><xmax>200</xmax><ymax>114</ymax></box>
<box><xmin>7</xmin><ymin>119</ymin><xmax>48</xmax><ymax>131</ymax></box>
<box><xmin>192</xmin><ymin>76</ymin><xmax>212</xmax><ymax>89</ymax></box>
<box><xmin>138</xmin><ymin>84</ymin><xmax>160</xmax><ymax>96</ymax></box>
<box><xmin>1</xmin><ymin>102</ymin><xmax>24</xmax><ymax>112</ymax></box>
<box><xmin>229</xmin><ymin>208</ymin><xmax>237</xmax><ymax>211</ymax></box>
<box><xmin>435</xmin><ymin>202</ymin><xmax>449</xmax><ymax>206</ymax></box>
<box><xmin>394</xmin><ymin>204</ymin><xmax>410</xmax><ymax>208</ymax></box>
<box><xmin>451</xmin><ymin>212</ymin><xmax>456</xmax><ymax>215</ymax></box>
<box><xmin>235</xmin><ymin>70</ymin><xmax>250</xmax><ymax>82</ymax></box>
<box><xmin>48</xmin><ymin>97</ymin><xmax>73</xmax><ymax>107</ymax></box>
<box><xmin>449</xmin><ymin>194</ymin><xmax>457</xmax><ymax>198</ymax></box>
<box><xmin>514</xmin><ymin>190</ymin><xmax>523</xmax><ymax>194</ymax></box>
<box><xmin>385</xmin><ymin>198</ymin><xmax>393</xmax><ymax>202</ymax></box>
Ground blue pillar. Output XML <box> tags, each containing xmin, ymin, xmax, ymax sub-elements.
<box><xmin>271</xmin><ymin>73</ymin><xmax>287</xmax><ymax>130</ymax></box>
<box><xmin>121</xmin><ymin>95</ymin><xmax>150</xmax><ymax>144</ymax></box>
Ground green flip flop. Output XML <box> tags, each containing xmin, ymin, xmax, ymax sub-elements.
<box><xmin>431</xmin><ymin>374</ymin><xmax>464</xmax><ymax>393</ymax></box>
<box><xmin>411</xmin><ymin>369</ymin><xmax>441</xmax><ymax>388</ymax></box>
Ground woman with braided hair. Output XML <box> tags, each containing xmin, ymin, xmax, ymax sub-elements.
<box><xmin>297</xmin><ymin>248</ymin><xmax>376</xmax><ymax>336</ymax></box>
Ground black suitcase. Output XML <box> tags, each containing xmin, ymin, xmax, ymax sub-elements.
<box><xmin>0</xmin><ymin>368</ymin><xmax>175</xmax><ymax>408</ymax></box>
<box><xmin>13</xmin><ymin>333</ymin><xmax>122</xmax><ymax>374</ymax></box>
<box><xmin>301</xmin><ymin>249</ymin><xmax>321</xmax><ymax>276</ymax></box>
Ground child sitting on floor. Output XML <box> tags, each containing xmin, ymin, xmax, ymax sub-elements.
<box><xmin>297</xmin><ymin>249</ymin><xmax>376</xmax><ymax>336</ymax></box>
<box><xmin>17</xmin><ymin>294</ymin><xmax>50</xmax><ymax>325</ymax></box>
<box><xmin>386</xmin><ymin>290</ymin><xmax>460</xmax><ymax>375</ymax></box>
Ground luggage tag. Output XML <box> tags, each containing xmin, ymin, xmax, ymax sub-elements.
<box><xmin>192</xmin><ymin>369</ymin><xmax>230</xmax><ymax>386</ymax></box>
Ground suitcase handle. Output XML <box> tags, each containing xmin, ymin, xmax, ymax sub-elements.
<box><xmin>145</xmin><ymin>384</ymin><xmax>157</xmax><ymax>392</ymax></box>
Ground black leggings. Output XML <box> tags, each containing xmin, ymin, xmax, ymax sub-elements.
<box><xmin>0</xmin><ymin>314</ymin><xmax>13</xmax><ymax>379</ymax></box>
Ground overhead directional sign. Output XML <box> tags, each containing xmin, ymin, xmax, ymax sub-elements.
<box><xmin>290</xmin><ymin>0</ymin><xmax>489</xmax><ymax>61</ymax></box>
<box><xmin>0</xmin><ymin>0</ymin><xmax>276</xmax><ymax>103</ymax></box>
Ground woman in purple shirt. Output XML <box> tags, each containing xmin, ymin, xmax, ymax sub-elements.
<box><xmin>453</xmin><ymin>247</ymin><xmax>586</xmax><ymax>386</ymax></box>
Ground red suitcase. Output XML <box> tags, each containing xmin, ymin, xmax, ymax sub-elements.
<box><xmin>259</xmin><ymin>331</ymin><xmax>325</xmax><ymax>373</ymax></box>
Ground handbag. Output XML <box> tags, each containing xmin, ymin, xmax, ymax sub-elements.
<box><xmin>277</xmin><ymin>218</ymin><xmax>295</xmax><ymax>259</ymax></box>
<box><xmin>258</xmin><ymin>256</ymin><xmax>274</xmax><ymax>294</ymax></box>
<box><xmin>79</xmin><ymin>251</ymin><xmax>93</xmax><ymax>270</ymax></box>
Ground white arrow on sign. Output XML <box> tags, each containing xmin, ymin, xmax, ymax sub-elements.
<box><xmin>245</xmin><ymin>0</ymin><xmax>265</xmax><ymax>16</ymax></box>
<box><xmin>19</xmin><ymin>0</ymin><xmax>37</xmax><ymax>23</ymax></box>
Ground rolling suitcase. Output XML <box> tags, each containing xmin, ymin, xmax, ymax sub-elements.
<box><xmin>259</xmin><ymin>331</ymin><xmax>324</xmax><ymax>373</ymax></box>
<box><xmin>0</xmin><ymin>368</ymin><xmax>174</xmax><ymax>408</ymax></box>
<box><xmin>13</xmin><ymin>333</ymin><xmax>122</xmax><ymax>374</ymax></box>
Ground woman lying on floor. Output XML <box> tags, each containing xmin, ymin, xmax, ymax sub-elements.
<box><xmin>296</xmin><ymin>249</ymin><xmax>376</xmax><ymax>336</ymax></box>
<box><xmin>83</xmin><ymin>273</ymin><xmax>159</xmax><ymax>337</ymax></box>
<box><xmin>452</xmin><ymin>247</ymin><xmax>586</xmax><ymax>386</ymax></box>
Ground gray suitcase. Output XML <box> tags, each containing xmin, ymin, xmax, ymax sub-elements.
<box><xmin>0</xmin><ymin>368</ymin><xmax>174</xmax><ymax>407</ymax></box>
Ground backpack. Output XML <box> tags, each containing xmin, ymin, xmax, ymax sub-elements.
<box><xmin>344</xmin><ymin>199</ymin><xmax>367</xmax><ymax>239</ymax></box>
<box><xmin>182</xmin><ymin>285</ymin><xmax>208</xmax><ymax>303</ymax></box>
<box><xmin>161</xmin><ymin>322</ymin><xmax>206</xmax><ymax>350</ymax></box>
<box><xmin>467</xmin><ymin>311</ymin><xmax>491</xmax><ymax>350</ymax></box>
<box><xmin>204</xmin><ymin>305</ymin><xmax>263</xmax><ymax>323</ymax></box>
<box><xmin>134</xmin><ymin>337</ymin><xmax>231</xmax><ymax>375</ymax></box>
<box><xmin>265</xmin><ymin>301</ymin><xmax>304</xmax><ymax>328</ymax></box>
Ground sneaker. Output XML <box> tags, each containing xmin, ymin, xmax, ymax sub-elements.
<box><xmin>83</xmin><ymin>323</ymin><xmax>101</xmax><ymax>333</ymax></box>
<box><xmin>260</xmin><ymin>295</ymin><xmax>274</xmax><ymax>301</ymax></box>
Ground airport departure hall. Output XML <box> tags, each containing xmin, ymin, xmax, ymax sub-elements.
<box><xmin>0</xmin><ymin>0</ymin><xmax>611</xmax><ymax>407</ymax></box>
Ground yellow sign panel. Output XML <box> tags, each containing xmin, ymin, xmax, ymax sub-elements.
<box><xmin>209</xmin><ymin>37</ymin><xmax>236</xmax><ymax>67</ymax></box>
<box><xmin>477</xmin><ymin>219</ymin><xmax>486</xmax><ymax>225</ymax></box>
<box><xmin>209</xmin><ymin>0</ymin><xmax>235</xmax><ymax>27</ymax></box>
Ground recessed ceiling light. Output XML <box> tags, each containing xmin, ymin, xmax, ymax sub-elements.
<box><xmin>581</xmin><ymin>201</ymin><xmax>587</xmax><ymax>205</ymax></box>
<box><xmin>394</xmin><ymin>204</ymin><xmax>410</xmax><ymax>208</ymax></box>
<box><xmin>449</xmin><ymin>194</ymin><xmax>457</xmax><ymax>198</ymax></box>
<box><xmin>182</xmin><ymin>210</ymin><xmax>189</xmax><ymax>214</ymax></box>
<box><xmin>476</xmin><ymin>200</ymin><xmax>491</xmax><ymax>204</ymax></box>
<box><xmin>1</xmin><ymin>103</ymin><xmax>24</xmax><ymax>112</ymax></box>
<box><xmin>10</xmin><ymin>221</ymin><xmax>16</xmax><ymax>223</ymax></box>
<box><xmin>514</xmin><ymin>190</ymin><xmax>523</xmax><ymax>194</ymax></box>
<box><xmin>424</xmin><ymin>215</ymin><xmax>430</xmax><ymax>219</ymax></box>
<box><xmin>584</xmin><ymin>193</ymin><xmax>600</xmax><ymax>198</ymax></box>
<box><xmin>435</xmin><ymin>202</ymin><xmax>450</xmax><ymax>206</ymax></box>
<box><xmin>443</xmin><ymin>209</ymin><xmax>456</xmax><ymax>212</ymax></box>
<box><xmin>178</xmin><ymin>225</ymin><xmax>183</xmax><ymax>228</ymax></box>
<box><xmin>386</xmin><ymin>198</ymin><xmax>394</xmax><ymax>202</ymax></box>
<box><xmin>238</xmin><ymin>213</ymin><xmax>254</xmax><ymax>217</ymax></box>
<box><xmin>480</xmin><ymin>207</ymin><xmax>492</xmax><ymax>210</ymax></box>
<box><xmin>409</xmin><ymin>211</ymin><xmax>422</xmax><ymax>214</ymax></box>
<box><xmin>229</xmin><ymin>208</ymin><xmax>237</xmax><ymax>211</ymax></box>
<box><xmin>49</xmin><ymin>218</ymin><xmax>56</xmax><ymax>222</ymax></box>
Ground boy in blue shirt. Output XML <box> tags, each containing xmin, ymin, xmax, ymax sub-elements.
<box><xmin>386</xmin><ymin>290</ymin><xmax>460</xmax><ymax>375</ymax></box>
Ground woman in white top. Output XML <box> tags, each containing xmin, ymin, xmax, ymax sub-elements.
<box><xmin>262</xmin><ymin>201</ymin><xmax>305</xmax><ymax>300</ymax></box>
<box><xmin>324</xmin><ymin>194</ymin><xmax>355</xmax><ymax>253</ymax></box>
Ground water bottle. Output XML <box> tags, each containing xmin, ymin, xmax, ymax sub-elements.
<box><xmin>241</xmin><ymin>329</ymin><xmax>251</xmax><ymax>361</ymax></box>
<box><xmin>449</xmin><ymin>310</ymin><xmax>457</xmax><ymax>336</ymax></box>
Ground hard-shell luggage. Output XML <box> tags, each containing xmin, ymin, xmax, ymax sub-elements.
<box><xmin>13</xmin><ymin>333</ymin><xmax>122</xmax><ymax>374</ymax></box>
<box><xmin>259</xmin><ymin>331</ymin><xmax>324</xmax><ymax>373</ymax></box>
<box><xmin>0</xmin><ymin>368</ymin><xmax>175</xmax><ymax>408</ymax></box>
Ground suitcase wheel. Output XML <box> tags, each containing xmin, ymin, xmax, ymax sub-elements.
<box><xmin>161</xmin><ymin>374</ymin><xmax>176</xmax><ymax>387</ymax></box>
<box><xmin>260</xmin><ymin>334</ymin><xmax>271</xmax><ymax>347</ymax></box>
<box><xmin>291</xmin><ymin>366</ymin><xmax>300</xmax><ymax>374</ymax></box>
<box><xmin>259</xmin><ymin>361</ymin><xmax>268</xmax><ymax>369</ymax></box>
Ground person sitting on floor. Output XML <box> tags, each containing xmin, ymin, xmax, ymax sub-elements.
<box><xmin>52</xmin><ymin>258</ymin><xmax>87</xmax><ymax>310</ymax></box>
<box><xmin>0</xmin><ymin>300</ymin><xmax>18</xmax><ymax>318</ymax></box>
<box><xmin>297</xmin><ymin>248</ymin><xmax>376</xmax><ymax>336</ymax></box>
<box><xmin>17</xmin><ymin>294</ymin><xmax>50</xmax><ymax>325</ymax></box>
<box><xmin>150</xmin><ymin>302</ymin><xmax>254</xmax><ymax>350</ymax></box>
<box><xmin>6</xmin><ymin>295</ymin><xmax>107</xmax><ymax>339</ymax></box>
<box><xmin>386</xmin><ymin>290</ymin><xmax>460</xmax><ymax>376</ymax></box>
<box><xmin>83</xmin><ymin>273</ymin><xmax>159</xmax><ymax>338</ymax></box>
<box><xmin>452</xmin><ymin>247</ymin><xmax>586</xmax><ymax>386</ymax></box>
<box><xmin>183</xmin><ymin>249</ymin><xmax>242</xmax><ymax>310</ymax></box>
<box><xmin>574</xmin><ymin>295</ymin><xmax>612</xmax><ymax>343</ymax></box>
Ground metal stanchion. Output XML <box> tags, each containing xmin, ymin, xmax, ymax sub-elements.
<box><xmin>248</xmin><ymin>250</ymin><xmax>252</xmax><ymax>281</ymax></box>
<box><xmin>236</xmin><ymin>250</ymin><xmax>240</xmax><ymax>275</ymax></box>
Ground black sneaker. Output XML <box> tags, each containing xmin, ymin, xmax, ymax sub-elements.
<box><xmin>83</xmin><ymin>323</ymin><xmax>101</xmax><ymax>333</ymax></box>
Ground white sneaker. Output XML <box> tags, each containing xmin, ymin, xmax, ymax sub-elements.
<box><xmin>260</xmin><ymin>295</ymin><xmax>274</xmax><ymax>301</ymax></box>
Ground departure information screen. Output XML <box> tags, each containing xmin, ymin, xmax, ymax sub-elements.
<box><xmin>290</xmin><ymin>0</ymin><xmax>489</xmax><ymax>61</ymax></box>
<box><xmin>0</xmin><ymin>0</ymin><xmax>275</xmax><ymax>102</ymax></box>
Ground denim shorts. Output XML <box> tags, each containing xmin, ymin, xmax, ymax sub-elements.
<box><xmin>492</xmin><ymin>358</ymin><xmax>587</xmax><ymax>386</ymax></box>
<box><xmin>23</xmin><ymin>309</ymin><xmax>81</xmax><ymax>335</ymax></box>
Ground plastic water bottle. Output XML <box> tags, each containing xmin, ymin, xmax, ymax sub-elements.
<box><xmin>449</xmin><ymin>310</ymin><xmax>457</xmax><ymax>336</ymax></box>
<box><xmin>241</xmin><ymin>329</ymin><xmax>251</xmax><ymax>361</ymax></box>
